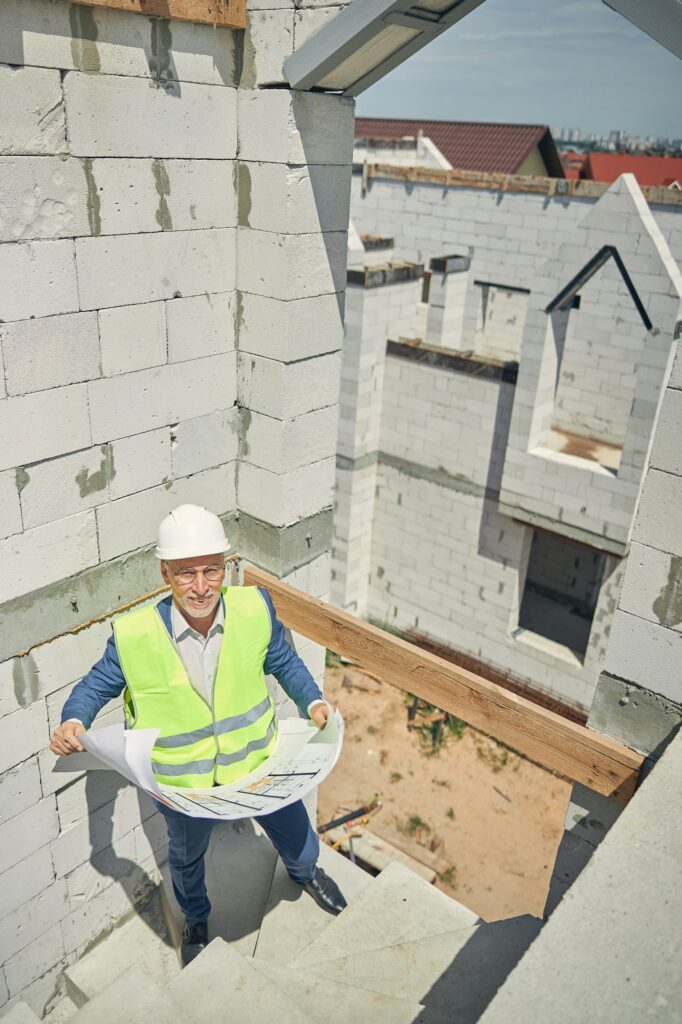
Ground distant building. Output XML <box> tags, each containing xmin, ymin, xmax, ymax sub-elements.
<box><xmin>354</xmin><ymin>118</ymin><xmax>564</xmax><ymax>178</ymax></box>
<box><xmin>583</xmin><ymin>152</ymin><xmax>682</xmax><ymax>188</ymax></box>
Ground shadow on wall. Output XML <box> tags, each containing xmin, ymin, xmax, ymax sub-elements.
<box><xmin>80</xmin><ymin>771</ymin><xmax>174</xmax><ymax>945</ymax></box>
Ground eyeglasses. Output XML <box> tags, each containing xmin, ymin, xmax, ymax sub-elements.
<box><xmin>170</xmin><ymin>565</ymin><xmax>226</xmax><ymax>587</ymax></box>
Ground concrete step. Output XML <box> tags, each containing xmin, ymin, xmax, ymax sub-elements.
<box><xmin>167</xmin><ymin>938</ymin><xmax>314</xmax><ymax>1024</ymax></box>
<box><xmin>292</xmin><ymin>860</ymin><xmax>479</xmax><ymax>968</ymax></box>
<box><xmin>64</xmin><ymin>895</ymin><xmax>180</xmax><ymax>1007</ymax></box>
<box><xmin>69</xmin><ymin>965</ymin><xmax>182</xmax><ymax>1024</ymax></box>
<box><xmin>253</xmin><ymin>840</ymin><xmax>373</xmax><ymax>966</ymax></box>
<box><xmin>0</xmin><ymin>1004</ymin><xmax>42</xmax><ymax>1024</ymax></box>
<box><xmin>245</xmin><ymin>955</ymin><xmax>453</xmax><ymax>1024</ymax></box>
<box><xmin>42</xmin><ymin>994</ymin><xmax>80</xmax><ymax>1024</ymax></box>
<box><xmin>160</xmin><ymin>818</ymin><xmax>278</xmax><ymax>959</ymax></box>
<box><xmin>302</xmin><ymin>915</ymin><xmax>543</xmax><ymax>1019</ymax></box>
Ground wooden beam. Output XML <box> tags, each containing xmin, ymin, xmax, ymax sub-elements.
<box><xmin>69</xmin><ymin>0</ymin><xmax>246</xmax><ymax>29</ymax></box>
<box><xmin>244</xmin><ymin>566</ymin><xmax>644</xmax><ymax>804</ymax></box>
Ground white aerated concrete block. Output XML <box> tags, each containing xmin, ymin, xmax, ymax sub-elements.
<box><xmin>99</xmin><ymin>301</ymin><xmax>167</xmax><ymax>377</ymax></box>
<box><xmin>0</xmin><ymin>384</ymin><xmax>91</xmax><ymax>472</ymax></box>
<box><xmin>1</xmin><ymin>313</ymin><xmax>100</xmax><ymax>396</ymax></box>
<box><xmin>238</xmin><ymin>89</ymin><xmax>354</xmax><ymax>165</ymax></box>
<box><xmin>0</xmin><ymin>239</ymin><xmax>78</xmax><ymax>322</ymax></box>
<box><xmin>294</xmin><ymin>6</ymin><xmax>347</xmax><ymax>49</ymax></box>
<box><xmin>238</xmin><ymin>292</ymin><xmax>343</xmax><ymax>362</ymax></box>
<box><xmin>109</xmin><ymin>428</ymin><xmax>172</xmax><ymax>500</ymax></box>
<box><xmin>246</xmin><ymin>9</ymin><xmax>294</xmax><ymax>86</ymax></box>
<box><xmin>238</xmin><ymin>458</ymin><xmax>335</xmax><ymax>525</ymax></box>
<box><xmin>0</xmin><ymin>757</ymin><xmax>41</xmax><ymax>825</ymax></box>
<box><xmin>166</xmin><ymin>293</ymin><xmax>235</xmax><ymax>362</ymax></box>
<box><xmin>76</xmin><ymin>228</ymin><xmax>235</xmax><ymax>310</ymax></box>
<box><xmin>4</xmin><ymin>922</ymin><xmax>65</xmax><ymax>1001</ymax></box>
<box><xmin>0</xmin><ymin>796</ymin><xmax>58</xmax><ymax>876</ymax></box>
<box><xmin>0</xmin><ymin>470</ymin><xmax>22</xmax><ymax>540</ymax></box>
<box><xmin>242</xmin><ymin>406</ymin><xmax>338</xmax><ymax>473</ymax></box>
<box><xmin>0</xmin><ymin>880</ymin><xmax>68</xmax><ymax>962</ymax></box>
<box><xmin>0</xmin><ymin>511</ymin><xmax>99</xmax><ymax>604</ymax></box>
<box><xmin>0</xmin><ymin>157</ymin><xmax>90</xmax><ymax>242</ymax></box>
<box><xmin>0</xmin><ymin>0</ymin><xmax>236</xmax><ymax>86</ymax></box>
<box><xmin>239</xmin><ymin>162</ymin><xmax>350</xmax><ymax>234</ymax></box>
<box><xmin>171</xmin><ymin>409</ymin><xmax>238</xmax><ymax>477</ymax></box>
<box><xmin>96</xmin><ymin>464</ymin><xmax>235</xmax><ymax>560</ymax></box>
<box><xmin>0</xmin><ymin>700</ymin><xmax>48</xmax><ymax>775</ymax></box>
<box><xmin>649</xmin><ymin>386</ymin><xmax>682</xmax><ymax>476</ymax></box>
<box><xmin>239</xmin><ymin>351</ymin><xmax>340</xmax><ymax>418</ymax></box>
<box><xmin>19</xmin><ymin>444</ymin><xmax>112</xmax><ymax>529</ymax></box>
<box><xmin>88</xmin><ymin>353</ymin><xmax>236</xmax><ymax>441</ymax></box>
<box><xmin>632</xmin><ymin>468</ymin><xmax>682</xmax><ymax>556</ymax></box>
<box><xmin>238</xmin><ymin>229</ymin><xmax>346</xmax><ymax>300</ymax></box>
<box><xmin>64</xmin><ymin>73</ymin><xmax>237</xmax><ymax>159</ymax></box>
<box><xmin>22</xmin><ymin>620</ymin><xmax>111</xmax><ymax>707</ymax></box>
<box><xmin>0</xmin><ymin>66</ymin><xmax>65</xmax><ymax>155</ymax></box>
<box><xmin>90</xmin><ymin>158</ymin><xmax>236</xmax><ymax>235</ymax></box>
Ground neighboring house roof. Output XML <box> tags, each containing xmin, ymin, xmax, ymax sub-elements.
<box><xmin>584</xmin><ymin>153</ymin><xmax>682</xmax><ymax>188</ymax></box>
<box><xmin>354</xmin><ymin>118</ymin><xmax>564</xmax><ymax>177</ymax></box>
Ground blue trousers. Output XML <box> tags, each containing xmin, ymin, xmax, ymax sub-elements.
<box><xmin>155</xmin><ymin>799</ymin><xmax>319</xmax><ymax>925</ymax></box>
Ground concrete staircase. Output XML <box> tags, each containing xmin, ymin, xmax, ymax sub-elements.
<box><xmin>1</xmin><ymin>832</ymin><xmax>542</xmax><ymax>1024</ymax></box>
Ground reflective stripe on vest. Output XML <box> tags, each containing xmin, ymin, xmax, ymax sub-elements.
<box><xmin>114</xmin><ymin>586</ymin><xmax>276</xmax><ymax>789</ymax></box>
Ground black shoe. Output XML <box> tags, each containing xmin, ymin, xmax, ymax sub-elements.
<box><xmin>181</xmin><ymin>919</ymin><xmax>209</xmax><ymax>967</ymax></box>
<box><xmin>300</xmin><ymin>868</ymin><xmax>347</xmax><ymax>916</ymax></box>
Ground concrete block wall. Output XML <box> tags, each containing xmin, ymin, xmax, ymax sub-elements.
<box><xmin>0</xmin><ymin>0</ymin><xmax>354</xmax><ymax>1014</ymax></box>
<box><xmin>474</xmin><ymin>283</ymin><xmax>529</xmax><ymax>362</ymax></box>
<box><xmin>332</xmin><ymin>272</ymin><xmax>422</xmax><ymax>612</ymax></box>
<box><xmin>351</xmin><ymin>172</ymin><xmax>682</xmax><ymax>358</ymax></box>
<box><xmin>364</xmin><ymin>350</ymin><xmax>618</xmax><ymax>711</ymax></box>
<box><xmin>499</xmin><ymin>176</ymin><xmax>682</xmax><ymax>555</ymax></box>
<box><xmin>588</xmin><ymin>342</ymin><xmax>682</xmax><ymax>756</ymax></box>
<box><xmin>552</xmin><ymin>259</ymin><xmax>645</xmax><ymax>446</ymax></box>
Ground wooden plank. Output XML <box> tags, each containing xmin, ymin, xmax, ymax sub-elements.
<box><xmin>244</xmin><ymin>566</ymin><xmax>644</xmax><ymax>803</ymax></box>
<box><xmin>69</xmin><ymin>0</ymin><xmax>246</xmax><ymax>29</ymax></box>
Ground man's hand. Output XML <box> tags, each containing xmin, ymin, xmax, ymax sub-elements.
<box><xmin>310</xmin><ymin>703</ymin><xmax>331</xmax><ymax>729</ymax></box>
<box><xmin>50</xmin><ymin>721</ymin><xmax>86</xmax><ymax>756</ymax></box>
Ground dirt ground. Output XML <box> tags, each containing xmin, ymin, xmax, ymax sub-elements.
<box><xmin>318</xmin><ymin>662</ymin><xmax>573</xmax><ymax>922</ymax></box>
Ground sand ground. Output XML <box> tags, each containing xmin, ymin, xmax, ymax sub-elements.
<box><xmin>317</xmin><ymin>662</ymin><xmax>573</xmax><ymax>922</ymax></box>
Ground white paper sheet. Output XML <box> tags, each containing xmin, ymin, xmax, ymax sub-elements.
<box><xmin>54</xmin><ymin>711</ymin><xmax>344</xmax><ymax>820</ymax></box>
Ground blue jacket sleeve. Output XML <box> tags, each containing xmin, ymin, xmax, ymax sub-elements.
<box><xmin>60</xmin><ymin>630</ymin><xmax>127</xmax><ymax>729</ymax></box>
<box><xmin>260</xmin><ymin>587</ymin><xmax>323</xmax><ymax>713</ymax></box>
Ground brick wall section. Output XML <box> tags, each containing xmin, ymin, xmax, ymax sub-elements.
<box><xmin>364</xmin><ymin>353</ymin><xmax>619</xmax><ymax>711</ymax></box>
<box><xmin>0</xmin><ymin>0</ymin><xmax>354</xmax><ymax>1013</ymax></box>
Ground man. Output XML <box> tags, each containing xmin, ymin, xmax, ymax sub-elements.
<box><xmin>50</xmin><ymin>504</ymin><xmax>346</xmax><ymax>966</ymax></box>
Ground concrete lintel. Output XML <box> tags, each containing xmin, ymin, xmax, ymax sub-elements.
<box><xmin>497</xmin><ymin>500</ymin><xmax>629</xmax><ymax>557</ymax></box>
<box><xmin>347</xmin><ymin>261</ymin><xmax>423</xmax><ymax>289</ymax></box>
<box><xmin>361</xmin><ymin>234</ymin><xmax>394</xmax><ymax>251</ymax></box>
<box><xmin>387</xmin><ymin>338</ymin><xmax>518</xmax><ymax>384</ymax></box>
<box><xmin>588</xmin><ymin>671</ymin><xmax>682</xmax><ymax>758</ymax></box>
<box><xmin>238</xmin><ymin>508</ymin><xmax>333</xmax><ymax>578</ymax></box>
<box><xmin>430</xmin><ymin>254</ymin><xmax>471</xmax><ymax>274</ymax></box>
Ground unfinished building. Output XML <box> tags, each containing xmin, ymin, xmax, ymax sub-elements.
<box><xmin>1</xmin><ymin>0</ymin><xmax>681</xmax><ymax>1021</ymax></box>
<box><xmin>334</xmin><ymin>163</ymin><xmax>682</xmax><ymax>716</ymax></box>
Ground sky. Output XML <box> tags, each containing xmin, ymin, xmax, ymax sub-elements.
<box><xmin>355</xmin><ymin>0</ymin><xmax>682</xmax><ymax>140</ymax></box>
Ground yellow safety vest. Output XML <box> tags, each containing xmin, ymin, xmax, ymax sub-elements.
<box><xmin>114</xmin><ymin>586</ymin><xmax>276</xmax><ymax>789</ymax></box>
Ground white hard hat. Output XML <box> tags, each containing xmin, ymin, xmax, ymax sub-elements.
<box><xmin>156</xmin><ymin>504</ymin><xmax>230</xmax><ymax>560</ymax></box>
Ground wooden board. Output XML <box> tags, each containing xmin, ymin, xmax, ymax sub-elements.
<box><xmin>244</xmin><ymin>566</ymin><xmax>643</xmax><ymax>804</ymax></box>
<box><xmin>69</xmin><ymin>0</ymin><xmax>246</xmax><ymax>29</ymax></box>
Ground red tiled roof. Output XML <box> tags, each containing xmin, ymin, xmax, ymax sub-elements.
<box><xmin>585</xmin><ymin>153</ymin><xmax>682</xmax><ymax>188</ymax></box>
<box><xmin>355</xmin><ymin>118</ymin><xmax>564</xmax><ymax>177</ymax></box>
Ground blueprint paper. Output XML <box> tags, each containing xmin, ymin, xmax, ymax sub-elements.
<box><xmin>54</xmin><ymin>710</ymin><xmax>344</xmax><ymax>820</ymax></box>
